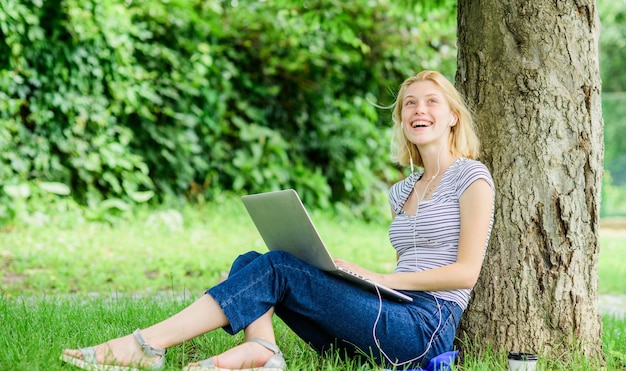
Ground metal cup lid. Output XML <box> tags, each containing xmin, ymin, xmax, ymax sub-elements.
<box><xmin>508</xmin><ymin>352</ymin><xmax>538</xmax><ymax>361</ymax></box>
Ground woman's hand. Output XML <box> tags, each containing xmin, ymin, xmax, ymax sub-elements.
<box><xmin>333</xmin><ymin>259</ymin><xmax>383</xmax><ymax>283</ymax></box>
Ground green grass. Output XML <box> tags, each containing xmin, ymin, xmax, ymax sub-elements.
<box><xmin>598</xmin><ymin>230</ymin><xmax>626</xmax><ymax>294</ymax></box>
<box><xmin>0</xmin><ymin>196</ymin><xmax>396</xmax><ymax>297</ymax></box>
<box><xmin>1</xmin><ymin>195</ymin><xmax>625</xmax><ymax>370</ymax></box>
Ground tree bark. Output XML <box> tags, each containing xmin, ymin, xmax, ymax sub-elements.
<box><xmin>456</xmin><ymin>0</ymin><xmax>604</xmax><ymax>361</ymax></box>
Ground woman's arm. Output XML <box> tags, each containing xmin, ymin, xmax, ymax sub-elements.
<box><xmin>335</xmin><ymin>178</ymin><xmax>494</xmax><ymax>291</ymax></box>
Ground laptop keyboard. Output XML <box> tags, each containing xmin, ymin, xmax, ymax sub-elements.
<box><xmin>338</xmin><ymin>266</ymin><xmax>371</xmax><ymax>281</ymax></box>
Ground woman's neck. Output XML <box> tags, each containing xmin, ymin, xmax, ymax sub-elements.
<box><xmin>419</xmin><ymin>148</ymin><xmax>456</xmax><ymax>179</ymax></box>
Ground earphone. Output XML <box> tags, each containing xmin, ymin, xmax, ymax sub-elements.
<box><xmin>368</xmin><ymin>147</ymin><xmax>443</xmax><ymax>367</ymax></box>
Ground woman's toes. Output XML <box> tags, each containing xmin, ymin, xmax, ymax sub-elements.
<box><xmin>185</xmin><ymin>361</ymin><xmax>202</xmax><ymax>367</ymax></box>
<box><xmin>63</xmin><ymin>349</ymin><xmax>84</xmax><ymax>359</ymax></box>
<box><xmin>214</xmin><ymin>342</ymin><xmax>274</xmax><ymax>369</ymax></box>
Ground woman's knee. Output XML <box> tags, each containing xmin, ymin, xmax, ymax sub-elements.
<box><xmin>229</xmin><ymin>251</ymin><xmax>263</xmax><ymax>274</ymax></box>
<box><xmin>265</xmin><ymin>249</ymin><xmax>295</xmax><ymax>260</ymax></box>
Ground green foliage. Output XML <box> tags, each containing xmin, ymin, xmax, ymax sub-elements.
<box><xmin>602</xmin><ymin>94</ymin><xmax>626</xmax><ymax>187</ymax></box>
<box><xmin>598</xmin><ymin>0</ymin><xmax>626</xmax><ymax>214</ymax></box>
<box><xmin>0</xmin><ymin>0</ymin><xmax>457</xmax><ymax>224</ymax></box>
<box><xmin>601</xmin><ymin>170</ymin><xmax>626</xmax><ymax>218</ymax></box>
<box><xmin>2</xmin><ymin>182</ymin><xmax>71</xmax><ymax>223</ymax></box>
<box><xmin>0</xmin><ymin>0</ymin><xmax>155</xmax><ymax>214</ymax></box>
<box><xmin>598</xmin><ymin>0</ymin><xmax>626</xmax><ymax>93</ymax></box>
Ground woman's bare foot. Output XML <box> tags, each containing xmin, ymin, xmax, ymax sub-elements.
<box><xmin>63</xmin><ymin>332</ymin><xmax>163</xmax><ymax>368</ymax></box>
<box><xmin>186</xmin><ymin>340</ymin><xmax>275</xmax><ymax>369</ymax></box>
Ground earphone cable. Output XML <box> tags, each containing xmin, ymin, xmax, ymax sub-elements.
<box><xmin>372</xmin><ymin>146</ymin><xmax>445</xmax><ymax>367</ymax></box>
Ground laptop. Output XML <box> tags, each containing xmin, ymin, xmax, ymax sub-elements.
<box><xmin>241</xmin><ymin>189</ymin><xmax>413</xmax><ymax>303</ymax></box>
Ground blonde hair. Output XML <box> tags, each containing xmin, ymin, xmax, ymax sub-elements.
<box><xmin>390</xmin><ymin>70</ymin><xmax>480</xmax><ymax>168</ymax></box>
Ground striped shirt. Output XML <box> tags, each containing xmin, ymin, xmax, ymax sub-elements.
<box><xmin>388</xmin><ymin>157</ymin><xmax>495</xmax><ymax>309</ymax></box>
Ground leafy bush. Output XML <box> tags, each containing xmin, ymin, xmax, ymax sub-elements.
<box><xmin>0</xmin><ymin>0</ymin><xmax>457</xmax><ymax>224</ymax></box>
<box><xmin>602</xmin><ymin>94</ymin><xmax>626</xmax><ymax>186</ymax></box>
<box><xmin>598</xmin><ymin>0</ymin><xmax>626</xmax><ymax>93</ymax></box>
<box><xmin>601</xmin><ymin>172</ymin><xmax>626</xmax><ymax>217</ymax></box>
<box><xmin>596</xmin><ymin>0</ymin><xmax>626</xmax><ymax>216</ymax></box>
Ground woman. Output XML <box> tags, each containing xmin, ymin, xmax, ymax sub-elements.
<box><xmin>61</xmin><ymin>70</ymin><xmax>494</xmax><ymax>371</ymax></box>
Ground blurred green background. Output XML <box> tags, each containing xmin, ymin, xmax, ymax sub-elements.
<box><xmin>1</xmin><ymin>0</ymin><xmax>624</xmax><ymax>225</ymax></box>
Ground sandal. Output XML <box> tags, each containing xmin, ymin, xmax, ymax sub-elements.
<box><xmin>59</xmin><ymin>329</ymin><xmax>166</xmax><ymax>370</ymax></box>
<box><xmin>182</xmin><ymin>337</ymin><xmax>286</xmax><ymax>371</ymax></box>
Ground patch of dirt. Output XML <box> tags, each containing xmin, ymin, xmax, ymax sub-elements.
<box><xmin>600</xmin><ymin>218</ymin><xmax>626</xmax><ymax>236</ymax></box>
<box><xmin>0</xmin><ymin>250</ymin><xmax>12</xmax><ymax>268</ymax></box>
<box><xmin>601</xmin><ymin>218</ymin><xmax>626</xmax><ymax>229</ymax></box>
<box><xmin>598</xmin><ymin>295</ymin><xmax>626</xmax><ymax>318</ymax></box>
<box><xmin>0</xmin><ymin>250</ymin><xmax>24</xmax><ymax>287</ymax></box>
<box><xmin>1</xmin><ymin>271</ymin><xmax>27</xmax><ymax>286</ymax></box>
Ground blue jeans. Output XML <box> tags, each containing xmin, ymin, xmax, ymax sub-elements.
<box><xmin>206</xmin><ymin>251</ymin><xmax>462</xmax><ymax>369</ymax></box>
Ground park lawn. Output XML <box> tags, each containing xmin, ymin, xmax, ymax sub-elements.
<box><xmin>0</xmin><ymin>195</ymin><xmax>624</xmax><ymax>370</ymax></box>
<box><xmin>598</xmin><ymin>229</ymin><xmax>626</xmax><ymax>295</ymax></box>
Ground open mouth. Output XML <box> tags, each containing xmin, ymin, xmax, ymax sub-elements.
<box><xmin>411</xmin><ymin>120</ymin><xmax>431</xmax><ymax>128</ymax></box>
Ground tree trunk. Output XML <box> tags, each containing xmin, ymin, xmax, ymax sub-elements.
<box><xmin>456</xmin><ymin>0</ymin><xmax>604</xmax><ymax>361</ymax></box>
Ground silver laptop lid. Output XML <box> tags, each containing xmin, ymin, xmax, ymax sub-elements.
<box><xmin>241</xmin><ymin>189</ymin><xmax>337</xmax><ymax>271</ymax></box>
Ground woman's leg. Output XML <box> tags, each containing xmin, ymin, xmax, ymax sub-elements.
<box><xmin>65</xmin><ymin>250</ymin><xmax>460</xmax><ymax>369</ymax></box>
<box><xmin>63</xmin><ymin>294</ymin><xmax>228</xmax><ymax>367</ymax></box>
<box><xmin>276</xmin><ymin>290</ymin><xmax>462</xmax><ymax>369</ymax></box>
<box><xmin>64</xmin><ymin>251</ymin><xmax>281</xmax><ymax>369</ymax></box>
<box><xmin>186</xmin><ymin>309</ymin><xmax>277</xmax><ymax>369</ymax></box>
<box><xmin>185</xmin><ymin>252</ymin><xmax>279</xmax><ymax>369</ymax></box>
<box><xmin>209</xmin><ymin>251</ymin><xmax>462</xmax><ymax>369</ymax></box>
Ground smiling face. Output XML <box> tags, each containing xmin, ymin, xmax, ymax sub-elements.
<box><xmin>391</xmin><ymin>70</ymin><xmax>480</xmax><ymax>169</ymax></box>
<box><xmin>401</xmin><ymin>80</ymin><xmax>455</xmax><ymax>149</ymax></box>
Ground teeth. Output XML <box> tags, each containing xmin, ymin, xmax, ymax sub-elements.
<box><xmin>412</xmin><ymin>121</ymin><xmax>429</xmax><ymax>128</ymax></box>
